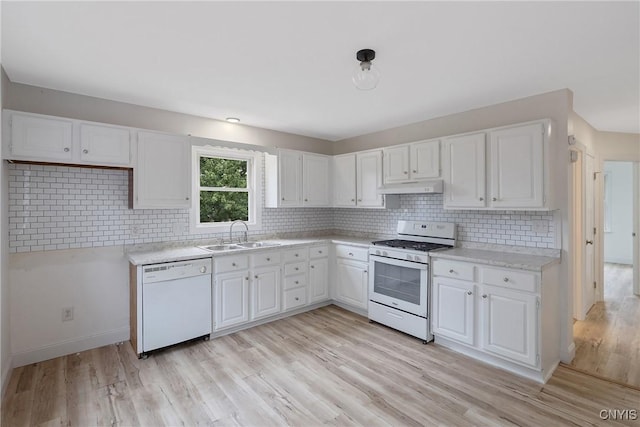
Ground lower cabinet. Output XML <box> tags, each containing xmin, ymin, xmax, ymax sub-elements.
<box><xmin>309</xmin><ymin>257</ymin><xmax>329</xmax><ymax>303</ymax></box>
<box><xmin>431</xmin><ymin>256</ymin><xmax>557</xmax><ymax>382</ymax></box>
<box><xmin>251</xmin><ymin>266</ymin><xmax>281</xmax><ymax>320</ymax></box>
<box><xmin>215</xmin><ymin>270</ymin><xmax>250</xmax><ymax>330</ymax></box>
<box><xmin>335</xmin><ymin>258</ymin><xmax>368</xmax><ymax>310</ymax></box>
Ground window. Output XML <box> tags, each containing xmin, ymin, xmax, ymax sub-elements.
<box><xmin>192</xmin><ymin>146</ymin><xmax>262</xmax><ymax>231</ymax></box>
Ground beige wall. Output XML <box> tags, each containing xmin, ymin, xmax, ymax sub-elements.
<box><xmin>569</xmin><ymin>111</ymin><xmax>598</xmax><ymax>155</ymax></box>
<box><xmin>4</xmin><ymin>81</ymin><xmax>334</xmax><ymax>155</ymax></box>
<box><xmin>597</xmin><ymin>131</ymin><xmax>640</xmax><ymax>161</ymax></box>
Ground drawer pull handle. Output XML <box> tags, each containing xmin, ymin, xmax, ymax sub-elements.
<box><xmin>83</xmin><ymin>149</ymin><xmax>89</xmax><ymax>154</ymax></box>
<box><xmin>503</xmin><ymin>277</ymin><xmax>509</xmax><ymax>282</ymax></box>
<box><xmin>493</xmin><ymin>197</ymin><xmax>497</xmax><ymax>202</ymax></box>
<box><xmin>295</xmin><ymin>267</ymin><xmax>299</xmax><ymax>271</ymax></box>
<box><xmin>295</xmin><ymin>281</ymin><xmax>299</xmax><ymax>284</ymax></box>
<box><xmin>449</xmin><ymin>269</ymin><xmax>454</xmax><ymax>273</ymax></box>
<box><xmin>266</xmin><ymin>257</ymin><xmax>271</xmax><ymax>261</ymax></box>
<box><xmin>64</xmin><ymin>147</ymin><xmax>70</xmax><ymax>152</ymax></box>
<box><xmin>479</xmin><ymin>197</ymin><xmax>484</xmax><ymax>201</ymax></box>
<box><xmin>295</xmin><ymin>254</ymin><xmax>299</xmax><ymax>257</ymax></box>
<box><xmin>482</xmin><ymin>294</ymin><xmax>487</xmax><ymax>299</ymax></box>
<box><xmin>318</xmin><ymin>250</ymin><xmax>322</xmax><ymax>254</ymax></box>
<box><xmin>467</xmin><ymin>291</ymin><xmax>472</xmax><ymax>296</ymax></box>
<box><xmin>349</xmin><ymin>252</ymin><xmax>354</xmax><ymax>256</ymax></box>
<box><xmin>232</xmin><ymin>262</ymin><xmax>236</xmax><ymax>267</ymax></box>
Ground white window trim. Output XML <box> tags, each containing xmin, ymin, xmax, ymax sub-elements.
<box><xmin>190</xmin><ymin>146</ymin><xmax>263</xmax><ymax>233</ymax></box>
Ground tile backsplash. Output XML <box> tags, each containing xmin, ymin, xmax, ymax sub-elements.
<box><xmin>7</xmin><ymin>163</ymin><xmax>556</xmax><ymax>253</ymax></box>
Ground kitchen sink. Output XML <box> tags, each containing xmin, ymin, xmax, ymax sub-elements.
<box><xmin>235</xmin><ymin>241</ymin><xmax>281</xmax><ymax>248</ymax></box>
<box><xmin>199</xmin><ymin>244</ymin><xmax>242</xmax><ymax>251</ymax></box>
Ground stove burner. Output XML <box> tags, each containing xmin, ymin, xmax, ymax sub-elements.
<box><xmin>372</xmin><ymin>239</ymin><xmax>450</xmax><ymax>252</ymax></box>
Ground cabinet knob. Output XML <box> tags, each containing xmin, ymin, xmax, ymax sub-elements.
<box><xmin>295</xmin><ymin>280</ymin><xmax>299</xmax><ymax>284</ymax></box>
<box><xmin>482</xmin><ymin>294</ymin><xmax>488</xmax><ymax>299</ymax></box>
<box><xmin>363</xmin><ymin>270</ymin><xmax>367</xmax><ymax>273</ymax></box>
<box><xmin>232</xmin><ymin>262</ymin><xmax>236</xmax><ymax>267</ymax></box>
<box><xmin>492</xmin><ymin>197</ymin><xmax>497</xmax><ymax>202</ymax></box>
<box><xmin>318</xmin><ymin>250</ymin><xmax>322</xmax><ymax>254</ymax></box>
<box><xmin>64</xmin><ymin>147</ymin><xmax>70</xmax><ymax>152</ymax></box>
<box><xmin>449</xmin><ymin>269</ymin><xmax>454</xmax><ymax>273</ymax></box>
<box><xmin>295</xmin><ymin>267</ymin><xmax>299</xmax><ymax>271</ymax></box>
<box><xmin>310</xmin><ymin>265</ymin><xmax>315</xmax><ymax>269</ymax></box>
<box><xmin>282</xmin><ymin>197</ymin><xmax>285</xmax><ymax>201</ymax></box>
<box><xmin>254</xmin><ymin>275</ymin><xmax>258</xmax><ymax>279</ymax></box>
<box><xmin>295</xmin><ymin>254</ymin><xmax>299</xmax><ymax>257</ymax></box>
<box><xmin>503</xmin><ymin>277</ymin><xmax>509</xmax><ymax>282</ymax></box>
<box><xmin>266</xmin><ymin>257</ymin><xmax>271</xmax><ymax>261</ymax></box>
<box><xmin>245</xmin><ymin>277</ymin><xmax>249</xmax><ymax>280</ymax></box>
<box><xmin>295</xmin><ymin>297</ymin><xmax>299</xmax><ymax>301</ymax></box>
<box><xmin>358</xmin><ymin>199</ymin><xmax>362</xmax><ymax>202</ymax></box>
<box><xmin>467</xmin><ymin>291</ymin><xmax>472</xmax><ymax>296</ymax></box>
<box><xmin>351</xmin><ymin>199</ymin><xmax>355</xmax><ymax>202</ymax></box>
<box><xmin>305</xmin><ymin>198</ymin><xmax>308</xmax><ymax>202</ymax></box>
<box><xmin>412</xmin><ymin>170</ymin><xmax>417</xmax><ymax>173</ymax></box>
<box><xmin>479</xmin><ymin>197</ymin><xmax>484</xmax><ymax>201</ymax></box>
<box><xmin>82</xmin><ymin>149</ymin><xmax>89</xmax><ymax>154</ymax></box>
<box><xmin>403</xmin><ymin>171</ymin><xmax>408</xmax><ymax>175</ymax></box>
<box><xmin>185</xmin><ymin>197</ymin><xmax>190</xmax><ymax>200</ymax></box>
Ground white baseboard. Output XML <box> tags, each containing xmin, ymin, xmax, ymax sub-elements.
<box><xmin>12</xmin><ymin>327</ymin><xmax>129</xmax><ymax>368</ymax></box>
<box><xmin>1</xmin><ymin>356</ymin><xmax>12</xmax><ymax>399</ymax></box>
<box><xmin>603</xmin><ymin>258</ymin><xmax>632</xmax><ymax>266</ymax></box>
<box><xmin>331</xmin><ymin>300</ymin><xmax>368</xmax><ymax>318</ymax></box>
<box><xmin>562</xmin><ymin>341</ymin><xmax>576</xmax><ymax>364</ymax></box>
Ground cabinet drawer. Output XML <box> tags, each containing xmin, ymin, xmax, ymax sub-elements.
<box><xmin>481</xmin><ymin>267</ymin><xmax>537</xmax><ymax>293</ymax></box>
<box><xmin>283</xmin><ymin>247</ymin><xmax>308</xmax><ymax>263</ymax></box>
<box><xmin>335</xmin><ymin>245</ymin><xmax>368</xmax><ymax>262</ymax></box>
<box><xmin>432</xmin><ymin>259</ymin><xmax>475</xmax><ymax>281</ymax></box>
<box><xmin>309</xmin><ymin>244</ymin><xmax>329</xmax><ymax>259</ymax></box>
<box><xmin>283</xmin><ymin>274</ymin><xmax>307</xmax><ymax>291</ymax></box>
<box><xmin>251</xmin><ymin>251</ymin><xmax>281</xmax><ymax>268</ymax></box>
<box><xmin>284</xmin><ymin>261</ymin><xmax>307</xmax><ymax>276</ymax></box>
<box><xmin>283</xmin><ymin>287</ymin><xmax>307</xmax><ymax>310</ymax></box>
<box><xmin>215</xmin><ymin>255</ymin><xmax>249</xmax><ymax>273</ymax></box>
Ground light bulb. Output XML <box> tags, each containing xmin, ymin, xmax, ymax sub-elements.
<box><xmin>352</xmin><ymin>60</ymin><xmax>380</xmax><ymax>91</ymax></box>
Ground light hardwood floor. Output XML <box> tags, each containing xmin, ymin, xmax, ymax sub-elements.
<box><xmin>571</xmin><ymin>263</ymin><xmax>640</xmax><ymax>387</ymax></box>
<box><xmin>3</xmin><ymin>305</ymin><xmax>640</xmax><ymax>426</ymax></box>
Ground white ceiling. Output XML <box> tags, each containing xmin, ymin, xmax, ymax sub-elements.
<box><xmin>2</xmin><ymin>2</ymin><xmax>639</xmax><ymax>141</ymax></box>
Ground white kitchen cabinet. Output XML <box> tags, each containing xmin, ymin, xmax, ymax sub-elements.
<box><xmin>489</xmin><ymin>123</ymin><xmax>544</xmax><ymax>208</ymax></box>
<box><xmin>481</xmin><ymin>285</ymin><xmax>538</xmax><ymax>367</ymax></box>
<box><xmin>432</xmin><ymin>277</ymin><xmax>475</xmax><ymax>345</ymax></box>
<box><xmin>443</xmin><ymin>121</ymin><xmax>550</xmax><ymax>210</ymax></box>
<box><xmin>251</xmin><ymin>266</ymin><xmax>281</xmax><ymax>320</ymax></box>
<box><xmin>79</xmin><ymin>123</ymin><xmax>131</xmax><ymax>166</ymax></box>
<box><xmin>214</xmin><ymin>270</ymin><xmax>250</xmax><ymax>330</ymax></box>
<box><xmin>309</xmin><ymin>257</ymin><xmax>329</xmax><ymax>303</ymax></box>
<box><xmin>442</xmin><ymin>133</ymin><xmax>486</xmax><ymax>208</ymax></box>
<box><xmin>265</xmin><ymin>150</ymin><xmax>330</xmax><ymax>208</ymax></box>
<box><xmin>134</xmin><ymin>131</ymin><xmax>190</xmax><ymax>209</ymax></box>
<box><xmin>383</xmin><ymin>139</ymin><xmax>440</xmax><ymax>184</ymax></box>
<box><xmin>333</xmin><ymin>154</ymin><xmax>357</xmax><ymax>207</ymax></box>
<box><xmin>7</xmin><ymin>112</ymin><xmax>74</xmax><ymax>162</ymax></box>
<box><xmin>303</xmin><ymin>153</ymin><xmax>330</xmax><ymax>206</ymax></box>
<box><xmin>333</xmin><ymin>150</ymin><xmax>385</xmax><ymax>208</ymax></box>
<box><xmin>335</xmin><ymin>258</ymin><xmax>368</xmax><ymax>310</ymax></box>
<box><xmin>282</xmin><ymin>247</ymin><xmax>309</xmax><ymax>311</ymax></box>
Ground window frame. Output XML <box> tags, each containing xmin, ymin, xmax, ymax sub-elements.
<box><xmin>191</xmin><ymin>146</ymin><xmax>262</xmax><ymax>233</ymax></box>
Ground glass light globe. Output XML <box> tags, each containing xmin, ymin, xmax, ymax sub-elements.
<box><xmin>352</xmin><ymin>60</ymin><xmax>380</xmax><ymax>91</ymax></box>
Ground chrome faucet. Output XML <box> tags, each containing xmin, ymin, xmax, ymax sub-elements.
<box><xmin>229</xmin><ymin>220</ymin><xmax>249</xmax><ymax>243</ymax></box>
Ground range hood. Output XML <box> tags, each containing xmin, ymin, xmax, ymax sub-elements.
<box><xmin>377</xmin><ymin>180</ymin><xmax>443</xmax><ymax>195</ymax></box>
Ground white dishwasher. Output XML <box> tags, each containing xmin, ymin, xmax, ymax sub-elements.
<box><xmin>141</xmin><ymin>258</ymin><xmax>212</xmax><ymax>356</ymax></box>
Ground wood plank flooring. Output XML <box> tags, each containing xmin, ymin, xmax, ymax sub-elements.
<box><xmin>3</xmin><ymin>305</ymin><xmax>640</xmax><ymax>426</ymax></box>
<box><xmin>571</xmin><ymin>263</ymin><xmax>640</xmax><ymax>387</ymax></box>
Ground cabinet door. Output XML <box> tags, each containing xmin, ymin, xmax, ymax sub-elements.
<box><xmin>432</xmin><ymin>277</ymin><xmax>475</xmax><ymax>345</ymax></box>
<box><xmin>443</xmin><ymin>133</ymin><xmax>486</xmax><ymax>208</ymax></box>
<box><xmin>357</xmin><ymin>150</ymin><xmax>384</xmax><ymax>207</ymax></box>
<box><xmin>215</xmin><ymin>271</ymin><xmax>250</xmax><ymax>330</ymax></box>
<box><xmin>490</xmin><ymin>123</ymin><xmax>544</xmax><ymax>208</ymax></box>
<box><xmin>333</xmin><ymin>154</ymin><xmax>357</xmax><ymax>207</ymax></box>
<box><xmin>251</xmin><ymin>266</ymin><xmax>281</xmax><ymax>320</ymax></box>
<box><xmin>410</xmin><ymin>139</ymin><xmax>440</xmax><ymax>179</ymax></box>
<box><xmin>480</xmin><ymin>285</ymin><xmax>538</xmax><ymax>367</ymax></box>
<box><xmin>135</xmin><ymin>131</ymin><xmax>190</xmax><ymax>209</ymax></box>
<box><xmin>335</xmin><ymin>259</ymin><xmax>368</xmax><ymax>309</ymax></box>
<box><xmin>278</xmin><ymin>150</ymin><xmax>303</xmax><ymax>207</ymax></box>
<box><xmin>79</xmin><ymin>123</ymin><xmax>131</xmax><ymax>166</ymax></box>
<box><xmin>303</xmin><ymin>153</ymin><xmax>330</xmax><ymax>206</ymax></box>
<box><xmin>10</xmin><ymin>113</ymin><xmax>73</xmax><ymax>161</ymax></box>
<box><xmin>383</xmin><ymin>145</ymin><xmax>410</xmax><ymax>183</ymax></box>
<box><xmin>309</xmin><ymin>257</ymin><xmax>329</xmax><ymax>303</ymax></box>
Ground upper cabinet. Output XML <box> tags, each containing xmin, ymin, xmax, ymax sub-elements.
<box><xmin>333</xmin><ymin>154</ymin><xmax>357</xmax><ymax>207</ymax></box>
<box><xmin>133</xmin><ymin>131</ymin><xmax>190</xmax><ymax>209</ymax></box>
<box><xmin>383</xmin><ymin>139</ymin><xmax>440</xmax><ymax>184</ymax></box>
<box><xmin>265</xmin><ymin>149</ymin><xmax>331</xmax><ymax>208</ymax></box>
<box><xmin>333</xmin><ymin>150</ymin><xmax>389</xmax><ymax>208</ymax></box>
<box><xmin>4</xmin><ymin>110</ymin><xmax>133</xmax><ymax>167</ymax></box>
<box><xmin>443</xmin><ymin>121</ymin><xmax>552</xmax><ymax>210</ymax></box>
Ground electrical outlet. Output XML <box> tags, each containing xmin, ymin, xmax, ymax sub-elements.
<box><xmin>62</xmin><ymin>307</ymin><xmax>74</xmax><ymax>322</ymax></box>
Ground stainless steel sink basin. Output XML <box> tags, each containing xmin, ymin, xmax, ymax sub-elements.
<box><xmin>236</xmin><ymin>241</ymin><xmax>281</xmax><ymax>248</ymax></box>
<box><xmin>199</xmin><ymin>244</ymin><xmax>242</xmax><ymax>251</ymax></box>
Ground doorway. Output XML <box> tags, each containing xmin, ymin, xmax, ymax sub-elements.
<box><xmin>571</xmin><ymin>160</ymin><xmax>640</xmax><ymax>386</ymax></box>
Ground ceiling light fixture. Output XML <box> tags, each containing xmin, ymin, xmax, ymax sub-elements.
<box><xmin>225</xmin><ymin>117</ymin><xmax>240</xmax><ymax>123</ymax></box>
<box><xmin>352</xmin><ymin>49</ymin><xmax>380</xmax><ymax>91</ymax></box>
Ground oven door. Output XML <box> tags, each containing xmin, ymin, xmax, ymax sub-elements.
<box><xmin>368</xmin><ymin>254</ymin><xmax>428</xmax><ymax>317</ymax></box>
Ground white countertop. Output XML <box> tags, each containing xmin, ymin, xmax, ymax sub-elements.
<box><xmin>429</xmin><ymin>247</ymin><xmax>560</xmax><ymax>271</ymax></box>
<box><xmin>127</xmin><ymin>235</ymin><xmax>375</xmax><ymax>266</ymax></box>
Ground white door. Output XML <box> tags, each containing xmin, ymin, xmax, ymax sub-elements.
<box><xmin>278</xmin><ymin>150</ymin><xmax>302</xmax><ymax>207</ymax></box>
<box><xmin>634</xmin><ymin>163</ymin><xmax>640</xmax><ymax>296</ymax></box>
<box><xmin>410</xmin><ymin>140</ymin><xmax>440</xmax><ymax>179</ymax></box>
<box><xmin>303</xmin><ymin>153</ymin><xmax>330</xmax><ymax>206</ymax></box>
<box><xmin>357</xmin><ymin>150</ymin><xmax>384</xmax><ymax>207</ymax></box>
<box><xmin>583</xmin><ymin>154</ymin><xmax>596</xmax><ymax>315</ymax></box>
<box><xmin>333</xmin><ymin>154</ymin><xmax>356</xmax><ymax>207</ymax></box>
<box><xmin>336</xmin><ymin>259</ymin><xmax>368</xmax><ymax>309</ymax></box>
<box><xmin>383</xmin><ymin>145</ymin><xmax>410</xmax><ymax>183</ymax></box>
<box><xmin>79</xmin><ymin>123</ymin><xmax>131</xmax><ymax>166</ymax></box>
<box><xmin>309</xmin><ymin>258</ymin><xmax>329</xmax><ymax>303</ymax></box>
<box><xmin>251</xmin><ymin>267</ymin><xmax>281</xmax><ymax>320</ymax></box>
<box><xmin>481</xmin><ymin>285</ymin><xmax>538</xmax><ymax>367</ymax></box>
<box><xmin>215</xmin><ymin>271</ymin><xmax>249</xmax><ymax>330</ymax></box>
<box><xmin>10</xmin><ymin>113</ymin><xmax>73</xmax><ymax>161</ymax></box>
<box><xmin>443</xmin><ymin>133</ymin><xmax>486</xmax><ymax>208</ymax></box>
<box><xmin>490</xmin><ymin>123</ymin><xmax>544</xmax><ymax>208</ymax></box>
<box><xmin>135</xmin><ymin>131</ymin><xmax>190</xmax><ymax>209</ymax></box>
<box><xmin>432</xmin><ymin>277</ymin><xmax>475</xmax><ymax>345</ymax></box>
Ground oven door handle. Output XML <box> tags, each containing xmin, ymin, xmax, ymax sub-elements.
<box><xmin>369</xmin><ymin>254</ymin><xmax>429</xmax><ymax>270</ymax></box>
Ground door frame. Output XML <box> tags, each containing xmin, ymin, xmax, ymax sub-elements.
<box><xmin>634</xmin><ymin>162</ymin><xmax>640</xmax><ymax>295</ymax></box>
